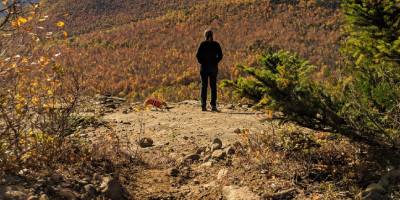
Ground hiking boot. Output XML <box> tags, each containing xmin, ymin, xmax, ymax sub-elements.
<box><xmin>211</xmin><ymin>107</ymin><xmax>219</xmax><ymax>112</ymax></box>
<box><xmin>202</xmin><ymin>107</ymin><xmax>207</xmax><ymax>112</ymax></box>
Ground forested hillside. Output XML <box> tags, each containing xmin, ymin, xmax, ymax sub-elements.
<box><xmin>3</xmin><ymin>1</ymin><xmax>400</xmax><ymax>199</ymax></box>
<box><xmin>44</xmin><ymin>0</ymin><xmax>210</xmax><ymax>35</ymax></box>
<box><xmin>42</xmin><ymin>0</ymin><xmax>341</xmax><ymax>100</ymax></box>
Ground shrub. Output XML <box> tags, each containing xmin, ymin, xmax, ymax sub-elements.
<box><xmin>0</xmin><ymin>9</ymin><xmax>85</xmax><ymax>171</ymax></box>
<box><xmin>223</xmin><ymin>0</ymin><xmax>400</xmax><ymax>147</ymax></box>
<box><xmin>221</xmin><ymin>51</ymin><xmax>373</xmax><ymax>144</ymax></box>
<box><xmin>339</xmin><ymin>0</ymin><xmax>400</xmax><ymax>146</ymax></box>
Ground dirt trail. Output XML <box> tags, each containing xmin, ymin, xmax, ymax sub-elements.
<box><xmin>7</xmin><ymin>99</ymin><xmax>388</xmax><ymax>199</ymax></box>
<box><xmin>103</xmin><ymin>100</ymin><xmax>267</xmax><ymax>149</ymax></box>
<box><xmin>96</xmin><ymin>100</ymin><xmax>271</xmax><ymax>199</ymax></box>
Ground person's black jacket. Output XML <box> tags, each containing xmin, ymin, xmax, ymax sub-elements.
<box><xmin>196</xmin><ymin>40</ymin><xmax>223</xmax><ymax>73</ymax></box>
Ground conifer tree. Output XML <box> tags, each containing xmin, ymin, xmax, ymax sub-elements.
<box><xmin>340</xmin><ymin>0</ymin><xmax>400</xmax><ymax>145</ymax></box>
<box><xmin>224</xmin><ymin>0</ymin><xmax>400</xmax><ymax>147</ymax></box>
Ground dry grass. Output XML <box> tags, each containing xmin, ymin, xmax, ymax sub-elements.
<box><xmin>229</xmin><ymin>117</ymin><xmax>400</xmax><ymax>198</ymax></box>
<box><xmin>233</xmin><ymin>121</ymin><xmax>377</xmax><ymax>199</ymax></box>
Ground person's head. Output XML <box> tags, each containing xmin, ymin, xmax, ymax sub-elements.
<box><xmin>204</xmin><ymin>29</ymin><xmax>213</xmax><ymax>41</ymax></box>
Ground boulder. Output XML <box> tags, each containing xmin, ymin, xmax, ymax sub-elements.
<box><xmin>83</xmin><ymin>184</ymin><xmax>97</xmax><ymax>198</ymax></box>
<box><xmin>138</xmin><ymin>137</ymin><xmax>154</xmax><ymax>148</ymax></box>
<box><xmin>97</xmin><ymin>96</ymin><xmax>126</xmax><ymax>109</ymax></box>
<box><xmin>196</xmin><ymin>147</ymin><xmax>207</xmax><ymax>155</ymax></box>
<box><xmin>183</xmin><ymin>154</ymin><xmax>201</xmax><ymax>162</ymax></box>
<box><xmin>364</xmin><ymin>183</ymin><xmax>386</xmax><ymax>194</ymax></box>
<box><xmin>226</xmin><ymin>146</ymin><xmax>236</xmax><ymax>155</ymax></box>
<box><xmin>106</xmin><ymin>104</ymin><xmax>117</xmax><ymax>109</ymax></box>
<box><xmin>169</xmin><ymin>168</ymin><xmax>180</xmax><ymax>177</ymax></box>
<box><xmin>222</xmin><ymin>185</ymin><xmax>260</xmax><ymax>200</ymax></box>
<box><xmin>100</xmin><ymin>176</ymin><xmax>127</xmax><ymax>200</ymax></box>
<box><xmin>212</xmin><ymin>149</ymin><xmax>226</xmax><ymax>160</ymax></box>
<box><xmin>212</xmin><ymin>138</ymin><xmax>223</xmax><ymax>151</ymax></box>
<box><xmin>200</xmin><ymin>161</ymin><xmax>214</xmax><ymax>168</ymax></box>
<box><xmin>39</xmin><ymin>194</ymin><xmax>49</xmax><ymax>200</ymax></box>
<box><xmin>212</xmin><ymin>143</ymin><xmax>222</xmax><ymax>151</ymax></box>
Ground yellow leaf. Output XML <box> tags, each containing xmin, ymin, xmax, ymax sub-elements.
<box><xmin>56</xmin><ymin>21</ymin><xmax>65</xmax><ymax>27</ymax></box>
<box><xmin>18</xmin><ymin>17</ymin><xmax>28</xmax><ymax>24</ymax></box>
<box><xmin>12</xmin><ymin>17</ymin><xmax>28</xmax><ymax>27</ymax></box>
<box><xmin>63</xmin><ymin>31</ymin><xmax>68</xmax><ymax>38</ymax></box>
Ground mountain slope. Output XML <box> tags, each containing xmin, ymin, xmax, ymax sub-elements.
<box><xmin>44</xmin><ymin>0</ymin><xmax>210</xmax><ymax>35</ymax></box>
<box><xmin>45</xmin><ymin>0</ymin><xmax>341</xmax><ymax>100</ymax></box>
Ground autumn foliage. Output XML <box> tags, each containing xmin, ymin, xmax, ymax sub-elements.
<box><xmin>0</xmin><ymin>9</ymin><xmax>85</xmax><ymax>170</ymax></box>
<box><xmin>38</xmin><ymin>0</ymin><xmax>342</xmax><ymax>100</ymax></box>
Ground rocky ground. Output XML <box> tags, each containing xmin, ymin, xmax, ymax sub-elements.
<box><xmin>93</xmin><ymin>99</ymin><xmax>275</xmax><ymax>199</ymax></box>
<box><xmin>2</xmin><ymin>97</ymin><xmax>400</xmax><ymax>200</ymax></box>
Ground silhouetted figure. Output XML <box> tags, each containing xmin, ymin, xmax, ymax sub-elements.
<box><xmin>196</xmin><ymin>30</ymin><xmax>223</xmax><ymax>112</ymax></box>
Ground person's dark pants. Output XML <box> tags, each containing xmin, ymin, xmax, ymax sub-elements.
<box><xmin>200</xmin><ymin>71</ymin><xmax>218</xmax><ymax>108</ymax></box>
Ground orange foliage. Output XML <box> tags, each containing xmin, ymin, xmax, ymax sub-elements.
<box><xmin>44</xmin><ymin>0</ymin><xmax>341</xmax><ymax>101</ymax></box>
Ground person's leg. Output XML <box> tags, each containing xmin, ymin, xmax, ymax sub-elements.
<box><xmin>210</xmin><ymin>73</ymin><xmax>218</xmax><ymax>110</ymax></box>
<box><xmin>200</xmin><ymin>72</ymin><xmax>209</xmax><ymax>110</ymax></box>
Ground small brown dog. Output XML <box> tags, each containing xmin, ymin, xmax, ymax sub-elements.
<box><xmin>144</xmin><ymin>98</ymin><xmax>168</xmax><ymax>109</ymax></box>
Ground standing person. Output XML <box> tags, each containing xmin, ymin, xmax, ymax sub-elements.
<box><xmin>196</xmin><ymin>29</ymin><xmax>223</xmax><ymax>112</ymax></box>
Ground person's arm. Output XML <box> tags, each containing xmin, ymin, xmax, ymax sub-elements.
<box><xmin>216</xmin><ymin>43</ymin><xmax>223</xmax><ymax>63</ymax></box>
<box><xmin>196</xmin><ymin>42</ymin><xmax>205</xmax><ymax>65</ymax></box>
